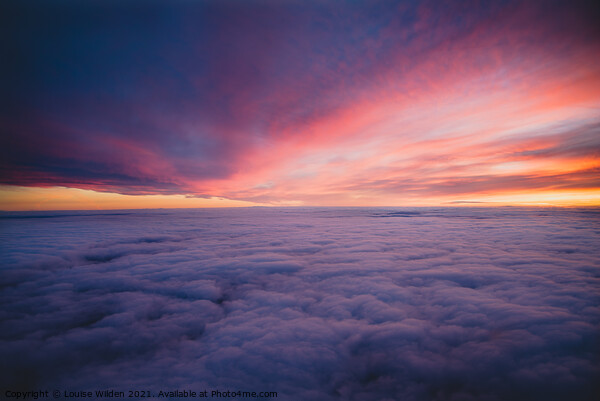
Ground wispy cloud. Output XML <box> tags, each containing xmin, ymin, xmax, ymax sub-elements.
<box><xmin>1</xmin><ymin>0</ymin><xmax>599</xmax><ymax>208</ymax></box>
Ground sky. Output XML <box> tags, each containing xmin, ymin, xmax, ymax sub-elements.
<box><xmin>1</xmin><ymin>0</ymin><xmax>599</xmax><ymax>210</ymax></box>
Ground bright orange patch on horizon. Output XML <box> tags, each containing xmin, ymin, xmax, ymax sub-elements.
<box><xmin>0</xmin><ymin>186</ymin><xmax>262</xmax><ymax>211</ymax></box>
<box><xmin>2</xmin><ymin>185</ymin><xmax>599</xmax><ymax>211</ymax></box>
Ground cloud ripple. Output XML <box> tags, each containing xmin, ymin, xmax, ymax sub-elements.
<box><xmin>1</xmin><ymin>207</ymin><xmax>599</xmax><ymax>400</ymax></box>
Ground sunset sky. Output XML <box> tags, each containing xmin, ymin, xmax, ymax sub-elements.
<box><xmin>1</xmin><ymin>0</ymin><xmax>599</xmax><ymax>210</ymax></box>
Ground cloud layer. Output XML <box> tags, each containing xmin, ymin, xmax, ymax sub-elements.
<box><xmin>1</xmin><ymin>208</ymin><xmax>599</xmax><ymax>400</ymax></box>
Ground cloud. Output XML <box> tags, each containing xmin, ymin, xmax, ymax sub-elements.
<box><xmin>1</xmin><ymin>207</ymin><xmax>599</xmax><ymax>400</ymax></box>
<box><xmin>1</xmin><ymin>0</ymin><xmax>599</xmax><ymax>205</ymax></box>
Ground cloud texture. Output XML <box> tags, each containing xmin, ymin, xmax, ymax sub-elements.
<box><xmin>1</xmin><ymin>208</ymin><xmax>599</xmax><ymax>400</ymax></box>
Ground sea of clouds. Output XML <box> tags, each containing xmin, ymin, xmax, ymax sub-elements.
<box><xmin>1</xmin><ymin>207</ymin><xmax>599</xmax><ymax>400</ymax></box>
